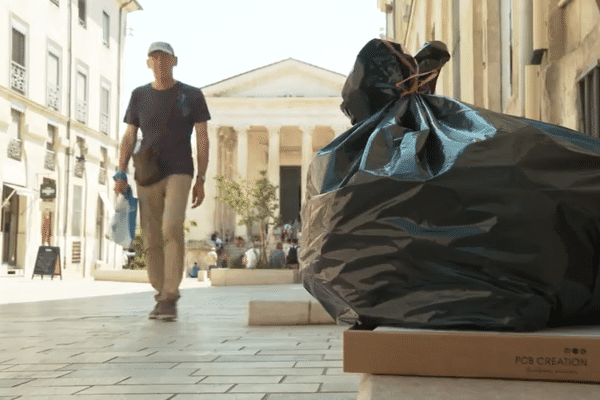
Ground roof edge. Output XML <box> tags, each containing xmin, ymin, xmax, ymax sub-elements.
<box><xmin>202</xmin><ymin>58</ymin><xmax>346</xmax><ymax>90</ymax></box>
<box><xmin>117</xmin><ymin>0</ymin><xmax>143</xmax><ymax>12</ymax></box>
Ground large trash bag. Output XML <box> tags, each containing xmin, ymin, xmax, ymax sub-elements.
<box><xmin>301</xmin><ymin>38</ymin><xmax>600</xmax><ymax>332</ymax></box>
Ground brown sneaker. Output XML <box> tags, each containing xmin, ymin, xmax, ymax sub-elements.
<box><xmin>148</xmin><ymin>302</ymin><xmax>160</xmax><ymax>320</ymax></box>
<box><xmin>157</xmin><ymin>300</ymin><xmax>177</xmax><ymax>321</ymax></box>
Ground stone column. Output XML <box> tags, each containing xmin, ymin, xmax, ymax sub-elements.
<box><xmin>207</xmin><ymin>123</ymin><xmax>219</xmax><ymax>233</ymax></box>
<box><xmin>333</xmin><ymin>125</ymin><xmax>351</xmax><ymax>138</ymax></box>
<box><xmin>267</xmin><ymin>126</ymin><xmax>281</xmax><ymax>190</ymax></box>
<box><xmin>266</xmin><ymin>126</ymin><xmax>281</xmax><ymax>244</ymax></box>
<box><xmin>217</xmin><ymin>128</ymin><xmax>237</xmax><ymax>240</ymax></box>
<box><xmin>236</xmin><ymin>126</ymin><xmax>249</xmax><ymax>182</ymax></box>
<box><xmin>235</xmin><ymin>126</ymin><xmax>249</xmax><ymax>238</ymax></box>
<box><xmin>300</xmin><ymin>126</ymin><xmax>314</xmax><ymax>208</ymax></box>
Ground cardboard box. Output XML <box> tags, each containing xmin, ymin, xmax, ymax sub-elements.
<box><xmin>343</xmin><ymin>325</ymin><xmax>600</xmax><ymax>383</ymax></box>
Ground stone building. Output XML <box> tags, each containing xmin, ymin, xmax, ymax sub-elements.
<box><xmin>377</xmin><ymin>0</ymin><xmax>600</xmax><ymax>137</ymax></box>
<box><xmin>185</xmin><ymin>58</ymin><xmax>351</xmax><ymax>240</ymax></box>
<box><xmin>0</xmin><ymin>0</ymin><xmax>141</xmax><ymax>277</ymax></box>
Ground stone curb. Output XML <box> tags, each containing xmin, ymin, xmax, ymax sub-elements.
<box><xmin>248</xmin><ymin>300</ymin><xmax>335</xmax><ymax>326</ymax></box>
<box><xmin>92</xmin><ymin>269</ymin><xmax>149</xmax><ymax>283</ymax></box>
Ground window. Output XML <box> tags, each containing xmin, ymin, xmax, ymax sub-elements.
<box><xmin>47</xmin><ymin>48</ymin><xmax>60</xmax><ymax>110</ymax></box>
<box><xmin>47</xmin><ymin>125</ymin><xmax>56</xmax><ymax>151</ymax></box>
<box><xmin>75</xmin><ymin>67</ymin><xmax>87</xmax><ymax>123</ymax></box>
<box><xmin>102</xmin><ymin>11</ymin><xmax>110</xmax><ymax>47</ymax></box>
<box><xmin>74</xmin><ymin>136</ymin><xmax>86</xmax><ymax>178</ymax></box>
<box><xmin>78</xmin><ymin>0</ymin><xmax>86</xmax><ymax>27</ymax></box>
<box><xmin>100</xmin><ymin>80</ymin><xmax>110</xmax><ymax>134</ymax></box>
<box><xmin>71</xmin><ymin>241</ymin><xmax>82</xmax><ymax>263</ymax></box>
<box><xmin>8</xmin><ymin>110</ymin><xmax>22</xmax><ymax>140</ymax></box>
<box><xmin>578</xmin><ymin>65</ymin><xmax>600</xmax><ymax>139</ymax></box>
<box><xmin>45</xmin><ymin>125</ymin><xmax>57</xmax><ymax>170</ymax></box>
<box><xmin>99</xmin><ymin>147</ymin><xmax>107</xmax><ymax>184</ymax></box>
<box><xmin>72</xmin><ymin>185</ymin><xmax>83</xmax><ymax>236</ymax></box>
<box><xmin>7</xmin><ymin>110</ymin><xmax>23</xmax><ymax>160</ymax></box>
<box><xmin>11</xmin><ymin>25</ymin><xmax>26</xmax><ymax>94</ymax></box>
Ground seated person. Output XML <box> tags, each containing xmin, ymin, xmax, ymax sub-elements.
<box><xmin>269</xmin><ymin>242</ymin><xmax>287</xmax><ymax>269</ymax></box>
<box><xmin>188</xmin><ymin>261</ymin><xmax>200</xmax><ymax>278</ymax></box>
<box><xmin>206</xmin><ymin>247</ymin><xmax>218</xmax><ymax>270</ymax></box>
<box><xmin>286</xmin><ymin>238</ymin><xmax>299</xmax><ymax>267</ymax></box>
<box><xmin>224</xmin><ymin>236</ymin><xmax>246</xmax><ymax>269</ymax></box>
<box><xmin>243</xmin><ymin>247</ymin><xmax>261</xmax><ymax>269</ymax></box>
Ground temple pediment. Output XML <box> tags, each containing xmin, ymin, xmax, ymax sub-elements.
<box><xmin>202</xmin><ymin>58</ymin><xmax>346</xmax><ymax>98</ymax></box>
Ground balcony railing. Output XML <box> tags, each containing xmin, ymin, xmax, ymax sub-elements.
<box><xmin>45</xmin><ymin>150</ymin><xmax>56</xmax><ymax>171</ymax></box>
<box><xmin>11</xmin><ymin>61</ymin><xmax>26</xmax><ymax>94</ymax></box>
<box><xmin>76</xmin><ymin>101</ymin><xmax>87</xmax><ymax>123</ymax></box>
<box><xmin>7</xmin><ymin>138</ymin><xmax>22</xmax><ymax>161</ymax></box>
<box><xmin>47</xmin><ymin>84</ymin><xmax>59</xmax><ymax>111</ymax></box>
<box><xmin>100</xmin><ymin>113</ymin><xmax>109</xmax><ymax>134</ymax></box>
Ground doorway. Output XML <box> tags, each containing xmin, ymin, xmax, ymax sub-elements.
<box><xmin>2</xmin><ymin>185</ymin><xmax>19</xmax><ymax>266</ymax></box>
<box><xmin>279</xmin><ymin>166</ymin><xmax>301</xmax><ymax>225</ymax></box>
<box><xmin>96</xmin><ymin>196</ymin><xmax>104</xmax><ymax>261</ymax></box>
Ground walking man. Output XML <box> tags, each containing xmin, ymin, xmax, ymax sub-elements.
<box><xmin>114</xmin><ymin>42</ymin><xmax>211</xmax><ymax>321</ymax></box>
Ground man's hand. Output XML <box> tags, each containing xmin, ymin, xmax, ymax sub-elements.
<box><xmin>114</xmin><ymin>179</ymin><xmax>128</xmax><ymax>194</ymax></box>
<box><xmin>191</xmin><ymin>178</ymin><xmax>205</xmax><ymax>208</ymax></box>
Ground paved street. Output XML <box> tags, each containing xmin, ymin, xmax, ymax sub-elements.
<box><xmin>0</xmin><ymin>278</ymin><xmax>358</xmax><ymax>399</ymax></box>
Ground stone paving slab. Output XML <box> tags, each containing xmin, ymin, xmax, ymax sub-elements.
<box><xmin>0</xmin><ymin>280</ymin><xmax>358</xmax><ymax>399</ymax></box>
<box><xmin>16</xmin><ymin>396</ymin><xmax>171</xmax><ymax>400</ymax></box>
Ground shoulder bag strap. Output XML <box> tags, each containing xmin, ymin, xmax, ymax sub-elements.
<box><xmin>154</xmin><ymin>82</ymin><xmax>182</xmax><ymax>150</ymax></box>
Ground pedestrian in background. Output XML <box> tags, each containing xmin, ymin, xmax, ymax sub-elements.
<box><xmin>114</xmin><ymin>41</ymin><xmax>211</xmax><ymax>322</ymax></box>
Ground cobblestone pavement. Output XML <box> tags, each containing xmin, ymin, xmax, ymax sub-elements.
<box><xmin>0</xmin><ymin>279</ymin><xmax>358</xmax><ymax>399</ymax></box>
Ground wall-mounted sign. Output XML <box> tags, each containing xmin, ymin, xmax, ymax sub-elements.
<box><xmin>40</xmin><ymin>181</ymin><xmax>57</xmax><ymax>199</ymax></box>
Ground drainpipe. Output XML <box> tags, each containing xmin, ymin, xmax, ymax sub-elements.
<box><xmin>63</xmin><ymin>0</ymin><xmax>73</xmax><ymax>271</ymax></box>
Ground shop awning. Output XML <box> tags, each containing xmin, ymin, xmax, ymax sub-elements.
<box><xmin>4</xmin><ymin>183</ymin><xmax>34</xmax><ymax>197</ymax></box>
<box><xmin>98</xmin><ymin>191</ymin><xmax>114</xmax><ymax>213</ymax></box>
<box><xmin>2</xmin><ymin>183</ymin><xmax>35</xmax><ymax>209</ymax></box>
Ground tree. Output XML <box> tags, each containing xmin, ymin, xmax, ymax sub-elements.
<box><xmin>214</xmin><ymin>170</ymin><xmax>280</xmax><ymax>268</ymax></box>
<box><xmin>128</xmin><ymin>231</ymin><xmax>147</xmax><ymax>270</ymax></box>
<box><xmin>127</xmin><ymin>219</ymin><xmax>197</xmax><ymax>270</ymax></box>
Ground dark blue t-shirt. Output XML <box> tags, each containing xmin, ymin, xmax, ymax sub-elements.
<box><xmin>123</xmin><ymin>81</ymin><xmax>211</xmax><ymax>177</ymax></box>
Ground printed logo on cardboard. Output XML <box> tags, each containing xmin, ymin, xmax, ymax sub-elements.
<box><xmin>515</xmin><ymin>347</ymin><xmax>589</xmax><ymax>376</ymax></box>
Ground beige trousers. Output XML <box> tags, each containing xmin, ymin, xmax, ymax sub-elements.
<box><xmin>136</xmin><ymin>174</ymin><xmax>192</xmax><ymax>302</ymax></box>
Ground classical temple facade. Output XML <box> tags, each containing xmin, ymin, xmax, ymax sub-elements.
<box><xmin>185</xmin><ymin>58</ymin><xmax>351</xmax><ymax>241</ymax></box>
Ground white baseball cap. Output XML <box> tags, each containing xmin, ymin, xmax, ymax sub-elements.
<box><xmin>147</xmin><ymin>42</ymin><xmax>175</xmax><ymax>57</ymax></box>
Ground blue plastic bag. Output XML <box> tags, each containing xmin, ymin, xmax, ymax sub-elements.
<box><xmin>109</xmin><ymin>187</ymin><xmax>138</xmax><ymax>248</ymax></box>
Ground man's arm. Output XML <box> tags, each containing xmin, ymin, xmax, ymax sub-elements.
<box><xmin>191</xmin><ymin>121</ymin><xmax>209</xmax><ymax>208</ymax></box>
<box><xmin>119</xmin><ymin>124</ymin><xmax>138</xmax><ymax>171</ymax></box>
<box><xmin>114</xmin><ymin>124</ymin><xmax>138</xmax><ymax>194</ymax></box>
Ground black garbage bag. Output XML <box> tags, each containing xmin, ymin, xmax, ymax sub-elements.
<box><xmin>301</xmin><ymin>38</ymin><xmax>600</xmax><ymax>332</ymax></box>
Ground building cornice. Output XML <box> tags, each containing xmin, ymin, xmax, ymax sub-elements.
<box><xmin>0</xmin><ymin>85</ymin><xmax>119</xmax><ymax>147</ymax></box>
<box><xmin>70</xmin><ymin>121</ymin><xmax>119</xmax><ymax>147</ymax></box>
<box><xmin>0</xmin><ymin>85</ymin><xmax>69</xmax><ymax>125</ymax></box>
